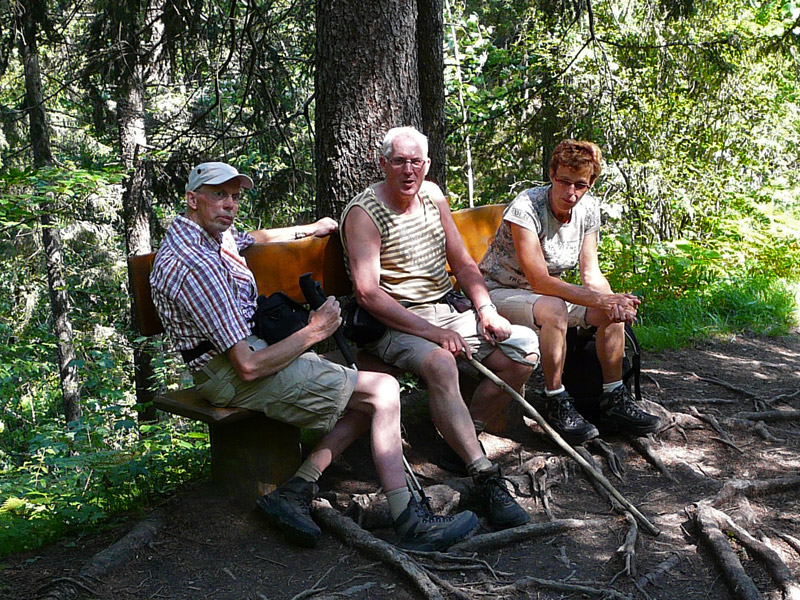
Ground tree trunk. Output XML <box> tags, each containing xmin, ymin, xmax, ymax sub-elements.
<box><xmin>19</xmin><ymin>0</ymin><xmax>82</xmax><ymax>423</ymax></box>
<box><xmin>315</xmin><ymin>0</ymin><xmax>422</xmax><ymax>218</ymax></box>
<box><xmin>417</xmin><ymin>0</ymin><xmax>446</xmax><ymax>192</ymax></box>
<box><xmin>115</xmin><ymin>0</ymin><xmax>157</xmax><ymax>422</ymax></box>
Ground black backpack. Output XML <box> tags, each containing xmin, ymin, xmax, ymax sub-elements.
<box><xmin>562</xmin><ymin>323</ymin><xmax>642</xmax><ymax>418</ymax></box>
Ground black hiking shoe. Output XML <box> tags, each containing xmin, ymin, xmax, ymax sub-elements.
<box><xmin>473</xmin><ymin>464</ymin><xmax>530</xmax><ymax>529</ymax></box>
<box><xmin>394</xmin><ymin>497</ymin><xmax>478</xmax><ymax>552</ymax></box>
<box><xmin>257</xmin><ymin>477</ymin><xmax>321</xmax><ymax>548</ymax></box>
<box><xmin>599</xmin><ymin>385</ymin><xmax>661</xmax><ymax>436</ymax></box>
<box><xmin>544</xmin><ymin>391</ymin><xmax>599</xmax><ymax>445</ymax></box>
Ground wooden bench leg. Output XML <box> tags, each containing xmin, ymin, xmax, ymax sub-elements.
<box><xmin>209</xmin><ymin>414</ymin><xmax>302</xmax><ymax>502</ymax></box>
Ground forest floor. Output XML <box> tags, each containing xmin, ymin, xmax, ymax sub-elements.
<box><xmin>3</xmin><ymin>331</ymin><xmax>800</xmax><ymax>600</ymax></box>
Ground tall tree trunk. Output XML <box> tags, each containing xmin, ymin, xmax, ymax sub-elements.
<box><xmin>315</xmin><ymin>0</ymin><xmax>421</xmax><ymax>218</ymax></box>
<box><xmin>417</xmin><ymin>0</ymin><xmax>446</xmax><ymax>192</ymax></box>
<box><xmin>116</xmin><ymin>0</ymin><xmax>157</xmax><ymax>422</ymax></box>
<box><xmin>18</xmin><ymin>0</ymin><xmax>82</xmax><ymax>423</ymax></box>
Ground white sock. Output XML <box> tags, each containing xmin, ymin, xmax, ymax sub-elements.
<box><xmin>603</xmin><ymin>381</ymin><xmax>623</xmax><ymax>394</ymax></box>
<box><xmin>545</xmin><ymin>386</ymin><xmax>566</xmax><ymax>397</ymax></box>
<box><xmin>386</xmin><ymin>487</ymin><xmax>413</xmax><ymax>521</ymax></box>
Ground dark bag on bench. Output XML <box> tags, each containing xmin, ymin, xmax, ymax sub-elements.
<box><xmin>562</xmin><ymin>323</ymin><xmax>642</xmax><ymax>417</ymax></box>
<box><xmin>342</xmin><ymin>300</ymin><xmax>386</xmax><ymax>346</ymax></box>
<box><xmin>252</xmin><ymin>292</ymin><xmax>309</xmax><ymax>344</ymax></box>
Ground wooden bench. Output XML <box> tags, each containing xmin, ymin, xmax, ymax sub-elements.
<box><xmin>128</xmin><ymin>204</ymin><xmax>506</xmax><ymax>501</ymax></box>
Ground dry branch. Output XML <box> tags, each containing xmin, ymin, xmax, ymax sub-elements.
<box><xmin>635</xmin><ymin>552</ymin><xmax>682</xmax><ymax>589</ymax></box>
<box><xmin>468</xmin><ymin>357</ymin><xmax>660</xmax><ymax>535</ymax></box>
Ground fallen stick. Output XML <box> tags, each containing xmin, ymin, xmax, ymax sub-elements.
<box><xmin>467</xmin><ymin>357</ymin><xmax>660</xmax><ymax>536</ymax></box>
<box><xmin>635</xmin><ymin>552</ymin><xmax>681</xmax><ymax>589</ymax></box>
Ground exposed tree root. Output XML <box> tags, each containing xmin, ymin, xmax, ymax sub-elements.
<box><xmin>626</xmin><ymin>434</ymin><xmax>677</xmax><ymax>482</ymax></box>
<box><xmin>688</xmin><ymin>372</ymin><xmax>758</xmax><ymax>399</ymax></box>
<box><xmin>311</xmin><ymin>499</ymin><xmax>444</xmax><ymax>600</ymax></box>
<box><xmin>587</xmin><ymin>437</ymin><xmax>625</xmax><ymax>481</ymax></box>
<box><xmin>689</xmin><ymin>502</ymin><xmax>762</xmax><ymax>600</ymax></box>
<box><xmin>734</xmin><ymin>410</ymin><xmax>800</xmax><ymax>423</ymax></box>
<box><xmin>448</xmin><ymin>518</ymin><xmax>606</xmax><ymax>553</ymax></box>
<box><xmin>574</xmin><ymin>445</ymin><xmax>625</xmax><ymax>512</ymax></box>
<box><xmin>35</xmin><ymin>509</ymin><xmax>165</xmax><ymax>600</ymax></box>
<box><xmin>488</xmin><ymin>575</ymin><xmax>632</xmax><ymax>599</ymax></box>
<box><xmin>773</xmin><ymin>530</ymin><xmax>800</xmax><ymax>558</ymax></box>
<box><xmin>610</xmin><ymin>512</ymin><xmax>639</xmax><ymax>584</ymax></box>
<box><xmin>712</xmin><ymin>476</ymin><xmax>800</xmax><ymax>507</ymax></box>
<box><xmin>690</xmin><ymin>501</ymin><xmax>800</xmax><ymax>600</ymax></box>
<box><xmin>634</xmin><ymin>552</ymin><xmax>682</xmax><ymax>590</ymax></box>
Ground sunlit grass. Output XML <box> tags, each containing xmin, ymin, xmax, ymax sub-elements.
<box><xmin>636</xmin><ymin>276</ymin><xmax>798</xmax><ymax>351</ymax></box>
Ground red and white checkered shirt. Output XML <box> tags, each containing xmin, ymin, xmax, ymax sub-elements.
<box><xmin>150</xmin><ymin>215</ymin><xmax>257</xmax><ymax>369</ymax></box>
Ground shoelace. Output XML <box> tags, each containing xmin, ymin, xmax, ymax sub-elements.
<box><xmin>413</xmin><ymin>504</ymin><xmax>454</xmax><ymax>523</ymax></box>
<box><xmin>486</xmin><ymin>474</ymin><xmax>524</xmax><ymax>503</ymax></box>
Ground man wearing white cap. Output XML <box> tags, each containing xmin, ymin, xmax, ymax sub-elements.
<box><xmin>150</xmin><ymin>161</ymin><xmax>478</xmax><ymax>551</ymax></box>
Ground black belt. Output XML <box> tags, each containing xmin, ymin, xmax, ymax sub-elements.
<box><xmin>400</xmin><ymin>291</ymin><xmax>473</xmax><ymax>313</ymax></box>
<box><xmin>180</xmin><ymin>340</ymin><xmax>215</xmax><ymax>364</ymax></box>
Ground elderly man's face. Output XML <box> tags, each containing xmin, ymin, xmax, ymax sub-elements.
<box><xmin>381</xmin><ymin>135</ymin><xmax>430</xmax><ymax>199</ymax></box>
<box><xmin>187</xmin><ymin>179</ymin><xmax>242</xmax><ymax>239</ymax></box>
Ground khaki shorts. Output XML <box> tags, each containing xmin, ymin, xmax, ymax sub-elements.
<box><xmin>367</xmin><ymin>303</ymin><xmax>501</xmax><ymax>374</ymax></box>
<box><xmin>488</xmin><ymin>287</ymin><xmax>590</xmax><ymax>331</ymax></box>
<box><xmin>193</xmin><ymin>335</ymin><xmax>357</xmax><ymax>432</ymax></box>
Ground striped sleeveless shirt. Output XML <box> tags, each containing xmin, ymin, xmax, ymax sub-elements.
<box><xmin>341</xmin><ymin>184</ymin><xmax>452</xmax><ymax>303</ymax></box>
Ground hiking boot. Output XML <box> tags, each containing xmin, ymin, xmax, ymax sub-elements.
<box><xmin>599</xmin><ymin>385</ymin><xmax>661</xmax><ymax>436</ymax></box>
<box><xmin>394</xmin><ymin>496</ymin><xmax>478</xmax><ymax>552</ymax></box>
<box><xmin>257</xmin><ymin>477</ymin><xmax>321</xmax><ymax>548</ymax></box>
<box><xmin>473</xmin><ymin>464</ymin><xmax>530</xmax><ymax>529</ymax></box>
<box><xmin>543</xmin><ymin>391</ymin><xmax>599</xmax><ymax>445</ymax></box>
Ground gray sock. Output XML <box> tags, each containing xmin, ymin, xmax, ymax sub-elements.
<box><xmin>466</xmin><ymin>455</ymin><xmax>493</xmax><ymax>476</ymax></box>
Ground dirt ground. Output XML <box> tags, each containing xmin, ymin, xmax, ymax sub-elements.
<box><xmin>3</xmin><ymin>332</ymin><xmax>800</xmax><ymax>600</ymax></box>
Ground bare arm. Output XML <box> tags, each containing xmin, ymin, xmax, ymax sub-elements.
<box><xmin>226</xmin><ymin>296</ymin><xmax>342</xmax><ymax>381</ymax></box>
<box><xmin>512</xmin><ymin>224</ymin><xmax>639</xmax><ymax>321</ymax></box>
<box><xmin>249</xmin><ymin>217</ymin><xmax>338</xmax><ymax>244</ymax></box>
<box><xmin>343</xmin><ymin>198</ymin><xmax>478</xmax><ymax>358</ymax></box>
<box><xmin>434</xmin><ymin>192</ymin><xmax>512</xmax><ymax>343</ymax></box>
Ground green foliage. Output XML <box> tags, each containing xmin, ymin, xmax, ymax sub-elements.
<box><xmin>0</xmin><ymin>416</ymin><xmax>209</xmax><ymax>557</ymax></box>
<box><xmin>635</xmin><ymin>275</ymin><xmax>797</xmax><ymax>349</ymax></box>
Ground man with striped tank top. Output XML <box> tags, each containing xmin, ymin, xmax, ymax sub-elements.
<box><xmin>341</xmin><ymin>127</ymin><xmax>540</xmax><ymax>530</ymax></box>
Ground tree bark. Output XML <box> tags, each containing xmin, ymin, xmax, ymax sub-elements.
<box><xmin>315</xmin><ymin>0</ymin><xmax>422</xmax><ymax>218</ymax></box>
<box><xmin>115</xmin><ymin>0</ymin><xmax>157</xmax><ymax>422</ymax></box>
<box><xmin>19</xmin><ymin>0</ymin><xmax>82</xmax><ymax>423</ymax></box>
<box><xmin>417</xmin><ymin>0</ymin><xmax>446</xmax><ymax>191</ymax></box>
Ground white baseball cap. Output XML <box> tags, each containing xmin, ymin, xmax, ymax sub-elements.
<box><xmin>186</xmin><ymin>162</ymin><xmax>254</xmax><ymax>192</ymax></box>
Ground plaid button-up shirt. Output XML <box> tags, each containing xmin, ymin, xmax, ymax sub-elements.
<box><xmin>150</xmin><ymin>215</ymin><xmax>257</xmax><ymax>369</ymax></box>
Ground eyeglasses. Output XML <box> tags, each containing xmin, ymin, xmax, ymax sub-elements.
<box><xmin>387</xmin><ymin>157</ymin><xmax>426</xmax><ymax>170</ymax></box>
<box><xmin>199</xmin><ymin>188</ymin><xmax>242</xmax><ymax>203</ymax></box>
<box><xmin>553</xmin><ymin>176</ymin><xmax>590</xmax><ymax>192</ymax></box>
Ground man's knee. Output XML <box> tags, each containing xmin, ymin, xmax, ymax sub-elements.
<box><xmin>534</xmin><ymin>297</ymin><xmax>569</xmax><ymax>329</ymax></box>
<box><xmin>353</xmin><ymin>371</ymin><xmax>401</xmax><ymax>411</ymax></box>
<box><xmin>419</xmin><ymin>348</ymin><xmax>459</xmax><ymax>382</ymax></box>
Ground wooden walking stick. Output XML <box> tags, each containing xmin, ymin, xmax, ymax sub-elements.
<box><xmin>466</xmin><ymin>357</ymin><xmax>660</xmax><ymax>536</ymax></box>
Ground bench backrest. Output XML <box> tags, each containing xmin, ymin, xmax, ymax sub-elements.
<box><xmin>128</xmin><ymin>204</ymin><xmax>505</xmax><ymax>336</ymax></box>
